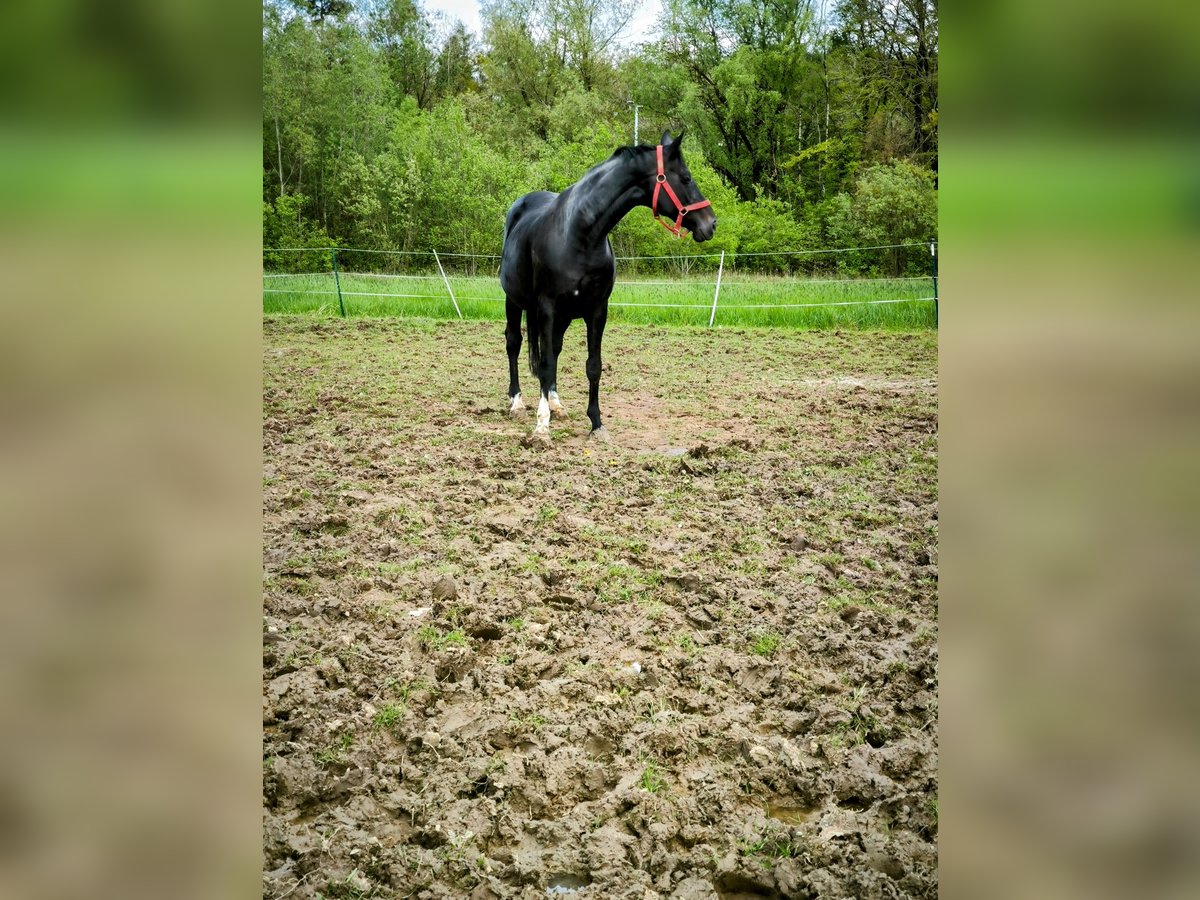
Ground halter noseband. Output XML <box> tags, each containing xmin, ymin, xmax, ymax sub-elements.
<box><xmin>652</xmin><ymin>143</ymin><xmax>711</xmax><ymax>238</ymax></box>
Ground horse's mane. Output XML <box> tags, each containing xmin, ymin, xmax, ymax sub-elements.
<box><xmin>610</xmin><ymin>144</ymin><xmax>653</xmax><ymax>160</ymax></box>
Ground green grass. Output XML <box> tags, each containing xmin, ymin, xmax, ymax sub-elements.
<box><xmin>373</xmin><ymin>703</ymin><xmax>405</xmax><ymax>730</ymax></box>
<box><xmin>417</xmin><ymin>625</ymin><xmax>469</xmax><ymax>651</ymax></box>
<box><xmin>750</xmin><ymin>631</ymin><xmax>782</xmax><ymax>657</ymax></box>
<box><xmin>640</xmin><ymin>761</ymin><xmax>667</xmax><ymax>794</ymax></box>
<box><xmin>262</xmin><ymin>270</ymin><xmax>935</xmax><ymax>329</ymax></box>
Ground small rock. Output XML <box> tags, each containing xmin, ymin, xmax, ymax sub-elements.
<box><xmin>671</xmin><ymin>875</ymin><xmax>719</xmax><ymax>899</ymax></box>
<box><xmin>778</xmin><ymin>738</ymin><xmax>807</xmax><ymax>771</ymax></box>
<box><xmin>346</xmin><ymin>872</ymin><xmax>372</xmax><ymax>894</ymax></box>
<box><xmin>432</xmin><ymin>576</ymin><xmax>458</xmax><ymax>603</ymax></box>
<box><xmin>422</xmin><ymin>731</ymin><xmax>442</xmax><ymax>749</ymax></box>
<box><xmin>666</xmin><ymin>572</ymin><xmax>703</xmax><ymax>593</ymax></box>
<box><xmin>788</xmin><ymin>535</ymin><xmax>809</xmax><ymax>552</ymax></box>
<box><xmin>747</xmin><ymin>744</ymin><xmax>773</xmax><ymax>766</ymax></box>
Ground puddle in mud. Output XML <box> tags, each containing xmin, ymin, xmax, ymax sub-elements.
<box><xmin>546</xmin><ymin>873</ymin><xmax>591</xmax><ymax>895</ymax></box>
<box><xmin>766</xmin><ymin>803</ymin><xmax>820</xmax><ymax>824</ymax></box>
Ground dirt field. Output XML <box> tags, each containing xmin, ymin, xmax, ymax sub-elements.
<box><xmin>262</xmin><ymin>317</ymin><xmax>938</xmax><ymax>899</ymax></box>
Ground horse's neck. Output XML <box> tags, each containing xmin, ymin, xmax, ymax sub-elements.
<box><xmin>561</xmin><ymin>152</ymin><xmax>650</xmax><ymax>248</ymax></box>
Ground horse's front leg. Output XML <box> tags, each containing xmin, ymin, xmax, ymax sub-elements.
<box><xmin>548</xmin><ymin>320</ymin><xmax>570</xmax><ymax>419</ymax></box>
<box><xmin>585</xmin><ymin>309</ymin><xmax>610</xmax><ymax>442</ymax></box>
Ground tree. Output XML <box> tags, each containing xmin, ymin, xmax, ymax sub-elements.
<box><xmin>651</xmin><ymin>0</ymin><xmax>826</xmax><ymax>205</ymax></box>
<box><xmin>288</xmin><ymin>0</ymin><xmax>353</xmax><ymax>23</ymax></box>
<box><xmin>834</xmin><ymin>0</ymin><xmax>938</xmax><ymax>169</ymax></box>
<box><xmin>826</xmin><ymin>160</ymin><xmax>936</xmax><ymax>273</ymax></box>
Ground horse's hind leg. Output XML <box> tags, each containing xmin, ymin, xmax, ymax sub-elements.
<box><xmin>505</xmin><ymin>298</ymin><xmax>525</xmax><ymax>416</ymax></box>
<box><xmin>530</xmin><ymin>300</ymin><xmax>559</xmax><ymax>445</ymax></box>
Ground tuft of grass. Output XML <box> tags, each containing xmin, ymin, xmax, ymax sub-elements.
<box><xmin>316</xmin><ymin>731</ymin><xmax>354</xmax><ymax>767</ymax></box>
<box><xmin>676</xmin><ymin>632</ymin><xmax>698</xmax><ymax>655</ymax></box>
<box><xmin>750</xmin><ymin>631</ymin><xmax>782</xmax><ymax>657</ymax></box>
<box><xmin>640</xmin><ymin>761</ymin><xmax>667</xmax><ymax>794</ymax></box>
<box><xmin>373</xmin><ymin>703</ymin><xmax>405</xmax><ymax>730</ymax></box>
<box><xmin>738</xmin><ymin>833</ymin><xmax>803</xmax><ymax>864</ymax></box>
<box><xmin>508</xmin><ymin>712</ymin><xmax>546</xmax><ymax>733</ymax></box>
<box><xmin>417</xmin><ymin>625</ymin><xmax>469</xmax><ymax>651</ymax></box>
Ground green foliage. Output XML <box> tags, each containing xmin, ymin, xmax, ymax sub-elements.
<box><xmin>263</xmin><ymin>193</ymin><xmax>333</xmax><ymax>272</ymax></box>
<box><xmin>263</xmin><ymin>0</ymin><xmax>937</xmax><ymax>266</ymax></box>
<box><xmin>826</xmin><ymin>161</ymin><xmax>938</xmax><ymax>274</ymax></box>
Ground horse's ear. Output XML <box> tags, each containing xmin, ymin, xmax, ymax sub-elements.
<box><xmin>662</xmin><ymin>129</ymin><xmax>685</xmax><ymax>157</ymax></box>
<box><xmin>675</xmin><ymin>128</ymin><xmax>686</xmax><ymax>147</ymax></box>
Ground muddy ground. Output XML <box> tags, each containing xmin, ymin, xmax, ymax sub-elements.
<box><xmin>262</xmin><ymin>317</ymin><xmax>938</xmax><ymax>899</ymax></box>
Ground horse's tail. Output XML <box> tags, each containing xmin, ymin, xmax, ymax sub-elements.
<box><xmin>526</xmin><ymin>302</ymin><xmax>542</xmax><ymax>380</ymax></box>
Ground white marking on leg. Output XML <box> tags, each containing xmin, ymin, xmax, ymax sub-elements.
<box><xmin>535</xmin><ymin>394</ymin><xmax>550</xmax><ymax>433</ymax></box>
<box><xmin>548</xmin><ymin>390</ymin><xmax>565</xmax><ymax>414</ymax></box>
<box><xmin>510</xmin><ymin>393</ymin><xmax>525</xmax><ymax>413</ymax></box>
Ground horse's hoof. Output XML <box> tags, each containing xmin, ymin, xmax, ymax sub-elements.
<box><xmin>588</xmin><ymin>426</ymin><xmax>611</xmax><ymax>444</ymax></box>
<box><xmin>524</xmin><ymin>429</ymin><xmax>552</xmax><ymax>448</ymax></box>
<box><xmin>509</xmin><ymin>396</ymin><xmax>526</xmax><ymax>418</ymax></box>
<box><xmin>550</xmin><ymin>407</ymin><xmax>569</xmax><ymax>420</ymax></box>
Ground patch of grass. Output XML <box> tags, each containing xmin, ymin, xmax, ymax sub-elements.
<box><xmin>738</xmin><ymin>832</ymin><xmax>803</xmax><ymax>864</ymax></box>
<box><xmin>508</xmin><ymin>712</ymin><xmax>546</xmax><ymax>733</ymax></box>
<box><xmin>536</xmin><ymin>503</ymin><xmax>560</xmax><ymax>524</ymax></box>
<box><xmin>675</xmin><ymin>632</ymin><xmax>698</xmax><ymax>655</ymax></box>
<box><xmin>316</xmin><ymin>731</ymin><xmax>354</xmax><ymax>767</ymax></box>
<box><xmin>417</xmin><ymin>625</ymin><xmax>469</xmax><ymax>651</ymax></box>
<box><xmin>319</xmin><ymin>867</ymin><xmax>377</xmax><ymax>899</ymax></box>
<box><xmin>373</xmin><ymin>703</ymin><xmax>405</xmax><ymax>730</ymax></box>
<box><xmin>637</xmin><ymin>596</ymin><xmax>667</xmax><ymax>620</ymax></box>
<box><xmin>264</xmin><ymin>271</ymin><xmax>936</xmax><ymax>330</ymax></box>
<box><xmin>750</xmin><ymin>631</ymin><xmax>782</xmax><ymax>657</ymax></box>
<box><xmin>640</xmin><ymin>761</ymin><xmax>667</xmax><ymax>794</ymax></box>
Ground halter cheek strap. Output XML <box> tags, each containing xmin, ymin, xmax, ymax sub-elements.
<box><xmin>652</xmin><ymin>144</ymin><xmax>711</xmax><ymax>238</ymax></box>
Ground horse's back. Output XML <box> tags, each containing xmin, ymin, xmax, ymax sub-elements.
<box><xmin>504</xmin><ymin>191</ymin><xmax>557</xmax><ymax>239</ymax></box>
<box><xmin>501</xmin><ymin>191</ymin><xmax>557</xmax><ymax>298</ymax></box>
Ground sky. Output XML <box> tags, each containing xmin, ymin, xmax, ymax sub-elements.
<box><xmin>421</xmin><ymin>0</ymin><xmax>664</xmax><ymax>46</ymax></box>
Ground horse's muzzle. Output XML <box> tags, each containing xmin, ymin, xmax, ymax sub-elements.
<box><xmin>691</xmin><ymin>216</ymin><xmax>716</xmax><ymax>242</ymax></box>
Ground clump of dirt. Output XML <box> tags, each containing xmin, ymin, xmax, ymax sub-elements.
<box><xmin>263</xmin><ymin>318</ymin><xmax>938</xmax><ymax>899</ymax></box>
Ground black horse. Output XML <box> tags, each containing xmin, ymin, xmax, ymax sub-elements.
<box><xmin>499</xmin><ymin>130</ymin><xmax>716</xmax><ymax>446</ymax></box>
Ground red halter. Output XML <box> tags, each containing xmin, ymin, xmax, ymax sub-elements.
<box><xmin>652</xmin><ymin>144</ymin><xmax>711</xmax><ymax>238</ymax></box>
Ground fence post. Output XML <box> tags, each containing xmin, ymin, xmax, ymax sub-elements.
<box><xmin>433</xmin><ymin>250</ymin><xmax>463</xmax><ymax>319</ymax></box>
<box><xmin>708</xmin><ymin>250</ymin><xmax>725</xmax><ymax>328</ymax></box>
<box><xmin>330</xmin><ymin>248</ymin><xmax>346</xmax><ymax>318</ymax></box>
<box><xmin>930</xmin><ymin>240</ymin><xmax>938</xmax><ymax>326</ymax></box>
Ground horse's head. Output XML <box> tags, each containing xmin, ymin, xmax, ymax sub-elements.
<box><xmin>653</xmin><ymin>130</ymin><xmax>717</xmax><ymax>242</ymax></box>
